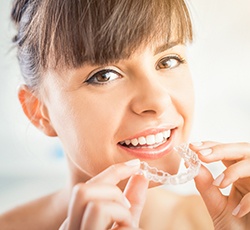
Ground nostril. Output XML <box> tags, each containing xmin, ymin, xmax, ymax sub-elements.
<box><xmin>141</xmin><ymin>109</ymin><xmax>157</xmax><ymax>114</ymax></box>
<box><xmin>130</xmin><ymin>87</ymin><xmax>172</xmax><ymax>117</ymax></box>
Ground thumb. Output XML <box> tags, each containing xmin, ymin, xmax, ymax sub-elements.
<box><xmin>194</xmin><ymin>164</ymin><xmax>227</xmax><ymax>219</ymax></box>
<box><xmin>123</xmin><ymin>174</ymin><xmax>149</xmax><ymax>227</ymax></box>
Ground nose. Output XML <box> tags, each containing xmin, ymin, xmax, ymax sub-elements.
<box><xmin>130</xmin><ymin>76</ymin><xmax>172</xmax><ymax>118</ymax></box>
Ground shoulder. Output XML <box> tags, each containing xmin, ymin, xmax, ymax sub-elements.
<box><xmin>0</xmin><ymin>190</ymin><xmax>68</xmax><ymax>230</ymax></box>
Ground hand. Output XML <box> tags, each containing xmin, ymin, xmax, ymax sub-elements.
<box><xmin>59</xmin><ymin>159</ymin><xmax>149</xmax><ymax>230</ymax></box>
<box><xmin>190</xmin><ymin>141</ymin><xmax>250</xmax><ymax>230</ymax></box>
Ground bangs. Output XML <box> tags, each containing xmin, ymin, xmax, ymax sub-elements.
<box><xmin>32</xmin><ymin>0</ymin><xmax>193</xmax><ymax>69</ymax></box>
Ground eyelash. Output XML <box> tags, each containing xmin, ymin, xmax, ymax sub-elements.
<box><xmin>156</xmin><ymin>54</ymin><xmax>186</xmax><ymax>70</ymax></box>
<box><xmin>84</xmin><ymin>69</ymin><xmax>121</xmax><ymax>86</ymax></box>
<box><xmin>84</xmin><ymin>54</ymin><xmax>186</xmax><ymax>86</ymax></box>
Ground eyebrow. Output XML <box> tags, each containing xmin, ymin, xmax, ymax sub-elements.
<box><xmin>153</xmin><ymin>41</ymin><xmax>181</xmax><ymax>55</ymax></box>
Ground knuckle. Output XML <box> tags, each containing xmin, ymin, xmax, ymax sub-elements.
<box><xmin>72</xmin><ymin>183</ymin><xmax>83</xmax><ymax>195</ymax></box>
<box><xmin>72</xmin><ymin>183</ymin><xmax>88</xmax><ymax>200</ymax></box>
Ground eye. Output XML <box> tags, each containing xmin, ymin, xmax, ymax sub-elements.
<box><xmin>157</xmin><ymin>55</ymin><xmax>185</xmax><ymax>70</ymax></box>
<box><xmin>85</xmin><ymin>69</ymin><xmax>121</xmax><ymax>85</ymax></box>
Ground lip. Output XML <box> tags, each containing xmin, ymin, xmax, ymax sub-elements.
<box><xmin>118</xmin><ymin>127</ymin><xmax>177</xmax><ymax>160</ymax></box>
<box><xmin>121</xmin><ymin>125</ymin><xmax>176</xmax><ymax>141</ymax></box>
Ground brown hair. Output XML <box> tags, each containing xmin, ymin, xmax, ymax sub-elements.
<box><xmin>11</xmin><ymin>0</ymin><xmax>193</xmax><ymax>91</ymax></box>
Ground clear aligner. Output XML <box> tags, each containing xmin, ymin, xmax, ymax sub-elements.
<box><xmin>138</xmin><ymin>143</ymin><xmax>201</xmax><ymax>185</ymax></box>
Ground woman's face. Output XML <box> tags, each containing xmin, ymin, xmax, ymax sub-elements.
<box><xmin>41</xmin><ymin>43</ymin><xmax>194</xmax><ymax>182</ymax></box>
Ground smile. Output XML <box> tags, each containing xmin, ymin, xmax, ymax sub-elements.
<box><xmin>118</xmin><ymin>128</ymin><xmax>175</xmax><ymax>160</ymax></box>
<box><xmin>119</xmin><ymin>130</ymin><xmax>171</xmax><ymax>148</ymax></box>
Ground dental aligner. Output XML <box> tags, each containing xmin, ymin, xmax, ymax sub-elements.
<box><xmin>139</xmin><ymin>144</ymin><xmax>201</xmax><ymax>185</ymax></box>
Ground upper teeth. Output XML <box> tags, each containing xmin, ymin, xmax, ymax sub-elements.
<box><xmin>121</xmin><ymin>130</ymin><xmax>171</xmax><ymax>147</ymax></box>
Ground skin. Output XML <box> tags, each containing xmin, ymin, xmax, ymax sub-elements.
<box><xmin>1</xmin><ymin>42</ymin><xmax>250</xmax><ymax>229</ymax></box>
<box><xmin>191</xmin><ymin>141</ymin><xmax>250</xmax><ymax>229</ymax></box>
<box><xmin>38</xmin><ymin>44</ymin><xmax>194</xmax><ymax>183</ymax></box>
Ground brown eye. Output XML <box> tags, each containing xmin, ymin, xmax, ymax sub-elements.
<box><xmin>86</xmin><ymin>69</ymin><xmax>121</xmax><ymax>85</ymax></box>
<box><xmin>157</xmin><ymin>55</ymin><xmax>185</xmax><ymax>70</ymax></box>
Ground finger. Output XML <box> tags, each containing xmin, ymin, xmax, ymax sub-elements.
<box><xmin>88</xmin><ymin>159</ymin><xmax>141</xmax><ymax>185</ymax></box>
<box><xmin>59</xmin><ymin>218</ymin><xmax>68</xmax><ymax>230</ymax></box>
<box><xmin>123</xmin><ymin>175</ymin><xmax>149</xmax><ymax>227</ymax></box>
<box><xmin>232</xmin><ymin>192</ymin><xmax>250</xmax><ymax>218</ymax></box>
<box><xmin>190</xmin><ymin>141</ymin><xmax>218</xmax><ymax>147</ymax></box>
<box><xmin>194</xmin><ymin>164</ymin><xmax>227</xmax><ymax>219</ymax></box>
<box><xmin>213</xmin><ymin>159</ymin><xmax>250</xmax><ymax>188</ymax></box>
<box><xmin>67</xmin><ymin>184</ymin><xmax>131</xmax><ymax>229</ymax></box>
<box><xmin>191</xmin><ymin>142</ymin><xmax>250</xmax><ymax>163</ymax></box>
<box><xmin>190</xmin><ymin>141</ymin><xmax>219</xmax><ymax>150</ymax></box>
<box><xmin>80</xmin><ymin>201</ymin><xmax>133</xmax><ymax>230</ymax></box>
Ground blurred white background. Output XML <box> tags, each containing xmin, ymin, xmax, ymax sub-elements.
<box><xmin>0</xmin><ymin>0</ymin><xmax>250</xmax><ymax>213</ymax></box>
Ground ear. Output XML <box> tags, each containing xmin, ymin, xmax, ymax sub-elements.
<box><xmin>18</xmin><ymin>84</ymin><xmax>57</xmax><ymax>137</ymax></box>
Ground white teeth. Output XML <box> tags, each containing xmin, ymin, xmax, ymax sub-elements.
<box><xmin>121</xmin><ymin>130</ymin><xmax>171</xmax><ymax>147</ymax></box>
<box><xmin>131</xmin><ymin>138</ymin><xmax>139</xmax><ymax>146</ymax></box>
<box><xmin>125</xmin><ymin>140</ymin><xmax>131</xmax><ymax>145</ymax></box>
<box><xmin>138</xmin><ymin>136</ymin><xmax>146</xmax><ymax>145</ymax></box>
<box><xmin>163</xmin><ymin>130</ymin><xmax>171</xmax><ymax>139</ymax></box>
<box><xmin>146</xmin><ymin>135</ymin><xmax>155</xmax><ymax>145</ymax></box>
<box><xmin>155</xmin><ymin>132</ymin><xmax>164</xmax><ymax>143</ymax></box>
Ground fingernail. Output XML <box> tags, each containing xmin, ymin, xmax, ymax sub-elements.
<box><xmin>213</xmin><ymin>173</ymin><xmax>224</xmax><ymax>186</ymax></box>
<box><xmin>124</xmin><ymin>197</ymin><xmax>131</xmax><ymax>209</ymax></box>
<box><xmin>199</xmin><ymin>148</ymin><xmax>212</xmax><ymax>156</ymax></box>
<box><xmin>124</xmin><ymin>159</ymin><xmax>140</xmax><ymax>167</ymax></box>
<box><xmin>232</xmin><ymin>204</ymin><xmax>241</xmax><ymax>216</ymax></box>
<box><xmin>191</xmin><ymin>141</ymin><xmax>203</xmax><ymax>146</ymax></box>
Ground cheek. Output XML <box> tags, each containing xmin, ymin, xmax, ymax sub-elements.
<box><xmin>48</xmin><ymin>90</ymin><xmax>125</xmax><ymax>158</ymax></box>
<box><xmin>179</xmin><ymin>80</ymin><xmax>195</xmax><ymax>138</ymax></box>
<box><xmin>54</xmin><ymin>100</ymin><xmax>114</xmax><ymax>144</ymax></box>
<box><xmin>169</xmin><ymin>73</ymin><xmax>195</xmax><ymax>138</ymax></box>
<box><xmin>178</xmin><ymin>69</ymin><xmax>195</xmax><ymax>115</ymax></box>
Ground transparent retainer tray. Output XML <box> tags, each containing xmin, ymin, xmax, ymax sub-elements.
<box><xmin>138</xmin><ymin>143</ymin><xmax>201</xmax><ymax>185</ymax></box>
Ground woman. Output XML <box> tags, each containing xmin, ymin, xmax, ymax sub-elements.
<box><xmin>1</xmin><ymin>0</ymin><xmax>250</xmax><ymax>229</ymax></box>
